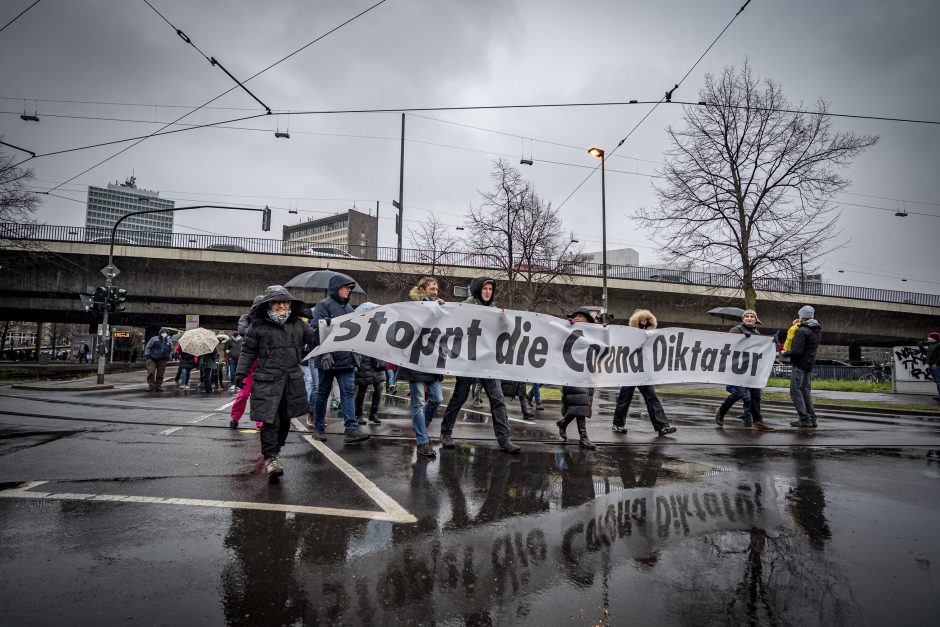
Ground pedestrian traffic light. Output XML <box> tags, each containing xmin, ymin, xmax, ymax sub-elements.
<box><xmin>108</xmin><ymin>286</ymin><xmax>128</xmax><ymax>313</ymax></box>
<box><xmin>91</xmin><ymin>286</ymin><xmax>108</xmax><ymax>315</ymax></box>
<box><xmin>261</xmin><ymin>205</ymin><xmax>271</xmax><ymax>231</ymax></box>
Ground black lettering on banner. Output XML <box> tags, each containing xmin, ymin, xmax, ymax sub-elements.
<box><xmin>563</xmin><ymin>330</ymin><xmax>585</xmax><ymax>372</ymax></box>
<box><xmin>334</xmin><ymin>319</ymin><xmax>362</xmax><ymax>342</ymax></box>
<box><xmin>365</xmin><ymin>311</ymin><xmax>389</xmax><ymax>342</ymax></box>
<box><xmin>731</xmin><ymin>351</ymin><xmax>750</xmax><ymax>374</ymax></box>
<box><xmin>495</xmin><ymin>317</ymin><xmax>522</xmax><ymax>365</ymax></box>
<box><xmin>466</xmin><ymin>319</ymin><xmax>482</xmax><ymax>360</ymax></box>
<box><xmin>437</xmin><ymin>328</ymin><xmax>464</xmax><ymax>368</ymax></box>
<box><xmin>652</xmin><ymin>335</ymin><xmax>667</xmax><ymax>371</ymax></box>
<box><xmin>409</xmin><ymin>327</ymin><xmax>441</xmax><ymax>364</ymax></box>
<box><xmin>387</xmin><ymin>321</ymin><xmax>415</xmax><ymax>349</ymax></box>
<box><xmin>529</xmin><ymin>336</ymin><xmax>548</xmax><ymax>367</ymax></box>
<box><xmin>701</xmin><ymin>348</ymin><xmax>718</xmax><ymax>371</ymax></box>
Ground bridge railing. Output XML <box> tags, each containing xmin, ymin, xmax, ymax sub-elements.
<box><xmin>2</xmin><ymin>222</ymin><xmax>938</xmax><ymax>307</ymax></box>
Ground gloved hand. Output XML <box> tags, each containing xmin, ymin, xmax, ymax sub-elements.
<box><xmin>234</xmin><ymin>375</ymin><xmax>246</xmax><ymax>389</ymax></box>
<box><xmin>320</xmin><ymin>353</ymin><xmax>334</xmax><ymax>371</ymax></box>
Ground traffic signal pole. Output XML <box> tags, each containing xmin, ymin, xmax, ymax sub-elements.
<box><xmin>95</xmin><ymin>204</ymin><xmax>268</xmax><ymax>385</ymax></box>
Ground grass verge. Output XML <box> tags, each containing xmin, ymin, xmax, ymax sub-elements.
<box><xmin>766</xmin><ymin>378</ymin><xmax>891</xmax><ymax>393</ymax></box>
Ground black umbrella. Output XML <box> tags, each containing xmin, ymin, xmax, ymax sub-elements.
<box><xmin>285</xmin><ymin>270</ymin><xmax>365</xmax><ymax>294</ymax></box>
<box><xmin>707</xmin><ymin>306</ymin><xmax>761</xmax><ymax>323</ymax></box>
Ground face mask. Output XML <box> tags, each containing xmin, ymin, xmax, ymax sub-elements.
<box><xmin>160</xmin><ymin>333</ymin><xmax>167</xmax><ymax>338</ymax></box>
<box><xmin>234</xmin><ymin>335</ymin><xmax>241</xmax><ymax>340</ymax></box>
<box><xmin>267</xmin><ymin>309</ymin><xmax>291</xmax><ymax>325</ymax></box>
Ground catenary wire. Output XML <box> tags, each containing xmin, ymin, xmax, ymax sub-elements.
<box><xmin>0</xmin><ymin>0</ymin><xmax>41</xmax><ymax>34</ymax></box>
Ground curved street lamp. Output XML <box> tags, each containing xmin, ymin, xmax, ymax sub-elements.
<box><xmin>588</xmin><ymin>147</ymin><xmax>608</xmax><ymax>314</ymax></box>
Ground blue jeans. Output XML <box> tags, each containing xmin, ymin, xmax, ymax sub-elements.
<box><xmin>302</xmin><ymin>360</ymin><xmax>318</xmax><ymax>412</ymax></box>
<box><xmin>386</xmin><ymin>368</ymin><xmax>397</xmax><ymax>389</ymax></box>
<box><xmin>527</xmin><ymin>383</ymin><xmax>542</xmax><ymax>403</ymax></box>
<box><xmin>314</xmin><ymin>369</ymin><xmax>357</xmax><ymax>431</ymax></box>
<box><xmin>410</xmin><ymin>379</ymin><xmax>443</xmax><ymax>445</ymax></box>
<box><xmin>930</xmin><ymin>365</ymin><xmax>940</xmax><ymax>397</ymax></box>
<box><xmin>720</xmin><ymin>385</ymin><xmax>751</xmax><ymax>419</ymax></box>
<box><xmin>227</xmin><ymin>360</ymin><xmax>237</xmax><ymax>386</ymax></box>
<box><xmin>179</xmin><ymin>367</ymin><xmax>191</xmax><ymax>386</ymax></box>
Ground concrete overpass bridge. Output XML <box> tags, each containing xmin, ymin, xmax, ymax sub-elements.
<box><xmin>2</xmin><ymin>238</ymin><xmax>938</xmax><ymax>350</ymax></box>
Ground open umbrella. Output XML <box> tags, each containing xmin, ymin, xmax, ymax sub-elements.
<box><xmin>707</xmin><ymin>306</ymin><xmax>761</xmax><ymax>324</ymax></box>
<box><xmin>285</xmin><ymin>270</ymin><xmax>365</xmax><ymax>294</ymax></box>
<box><xmin>177</xmin><ymin>327</ymin><xmax>220</xmax><ymax>356</ymax></box>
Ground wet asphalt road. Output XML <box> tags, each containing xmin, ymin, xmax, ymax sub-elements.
<box><xmin>1</xmin><ymin>371</ymin><xmax>939</xmax><ymax>626</ymax></box>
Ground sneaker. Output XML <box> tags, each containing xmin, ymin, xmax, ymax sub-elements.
<box><xmin>714</xmin><ymin>407</ymin><xmax>724</xmax><ymax>427</ymax></box>
<box><xmin>535</xmin><ymin>403</ymin><xmax>544</xmax><ymax>410</ymax></box>
<box><xmin>265</xmin><ymin>456</ymin><xmax>284</xmax><ymax>479</ymax></box>
<box><xmin>229</xmin><ymin>420</ymin><xmax>239</xmax><ymax>429</ymax></box>
<box><xmin>314</xmin><ymin>428</ymin><xmax>327</xmax><ymax>441</ymax></box>
<box><xmin>499</xmin><ymin>439</ymin><xmax>521</xmax><ymax>454</ymax></box>
<box><xmin>657</xmin><ymin>425</ymin><xmax>677</xmax><ymax>436</ymax></box>
<box><xmin>611</xmin><ymin>425</ymin><xmax>628</xmax><ymax>433</ymax></box>
<box><xmin>305</xmin><ymin>412</ymin><xmax>314</xmax><ymax>428</ymax></box>
<box><xmin>343</xmin><ymin>429</ymin><xmax>371</xmax><ymax>444</ymax></box>
<box><xmin>330</xmin><ymin>399</ymin><xmax>340</xmax><ymax>411</ymax></box>
<box><xmin>472</xmin><ymin>398</ymin><xmax>483</xmax><ymax>408</ymax></box>
<box><xmin>416</xmin><ymin>443</ymin><xmax>437</xmax><ymax>458</ymax></box>
<box><xmin>752</xmin><ymin>422</ymin><xmax>776</xmax><ymax>432</ymax></box>
<box><xmin>556</xmin><ymin>419</ymin><xmax>568</xmax><ymax>441</ymax></box>
<box><xmin>368</xmin><ymin>415</ymin><xmax>382</xmax><ymax>425</ymax></box>
<box><xmin>228</xmin><ymin>385</ymin><xmax>235</xmax><ymax>392</ymax></box>
<box><xmin>522</xmin><ymin>412</ymin><xmax>536</xmax><ymax>421</ymax></box>
<box><xmin>440</xmin><ymin>434</ymin><xmax>455</xmax><ymax>449</ymax></box>
<box><xmin>790</xmin><ymin>419</ymin><xmax>816</xmax><ymax>428</ymax></box>
<box><xmin>357</xmin><ymin>417</ymin><xmax>367</xmax><ymax>425</ymax></box>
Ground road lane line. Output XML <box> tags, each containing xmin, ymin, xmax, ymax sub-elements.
<box><xmin>0</xmin><ymin>482</ymin><xmax>411</xmax><ymax>522</ymax></box>
<box><xmin>161</xmin><ymin>400</ymin><xmax>236</xmax><ymax>435</ymax></box>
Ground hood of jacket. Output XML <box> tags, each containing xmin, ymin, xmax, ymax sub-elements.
<box><xmin>800</xmin><ymin>318</ymin><xmax>822</xmax><ymax>331</ymax></box>
<box><xmin>408</xmin><ymin>286</ymin><xmax>429</xmax><ymax>301</ymax></box>
<box><xmin>327</xmin><ymin>272</ymin><xmax>357</xmax><ymax>305</ymax></box>
<box><xmin>158</xmin><ymin>327</ymin><xmax>171</xmax><ymax>336</ymax></box>
<box><xmin>251</xmin><ymin>285</ymin><xmax>305</xmax><ymax>321</ymax></box>
<box><xmin>629</xmin><ymin>309</ymin><xmax>657</xmax><ymax>329</ymax></box>
<box><xmin>467</xmin><ymin>276</ymin><xmax>496</xmax><ymax>306</ymax></box>
<box><xmin>567</xmin><ymin>307</ymin><xmax>597</xmax><ymax>323</ymax></box>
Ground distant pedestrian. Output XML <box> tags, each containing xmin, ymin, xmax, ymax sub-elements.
<box><xmin>918</xmin><ymin>332</ymin><xmax>940</xmax><ymax>400</ymax></box>
<box><xmin>224</xmin><ymin>332</ymin><xmax>243</xmax><ymax>391</ymax></box>
<box><xmin>611</xmin><ymin>309</ymin><xmax>677</xmax><ymax>436</ymax></box>
<box><xmin>384</xmin><ymin>362</ymin><xmax>398</xmax><ymax>394</ymax></box>
<box><xmin>438</xmin><ymin>276</ymin><xmax>520</xmax><ymax>454</ymax></box>
<box><xmin>144</xmin><ymin>327</ymin><xmax>173</xmax><ymax>392</ymax></box>
<box><xmin>556</xmin><ymin>307</ymin><xmax>598</xmax><ymax>449</ymax></box>
<box><xmin>526</xmin><ymin>383</ymin><xmax>544</xmax><ymax>410</ymax></box>
<box><xmin>355</xmin><ymin>356</ymin><xmax>386</xmax><ymax>425</ymax></box>
<box><xmin>310</xmin><ymin>273</ymin><xmax>370</xmax><ymax>445</ymax></box>
<box><xmin>235</xmin><ymin>285</ymin><xmax>317</xmax><ymax>482</ymax></box>
<box><xmin>79</xmin><ymin>343</ymin><xmax>90</xmax><ymax>364</ymax></box>
<box><xmin>199</xmin><ymin>346</ymin><xmax>220</xmax><ymax>393</ymax></box>
<box><xmin>783</xmin><ymin>305</ymin><xmax>823</xmax><ymax>428</ymax></box>
<box><xmin>178</xmin><ymin>350</ymin><xmax>196</xmax><ymax>389</ymax></box>
<box><xmin>715</xmin><ymin>309</ymin><xmax>775</xmax><ymax>432</ymax></box>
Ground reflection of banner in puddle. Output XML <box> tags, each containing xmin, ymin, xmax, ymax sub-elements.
<box><xmin>296</xmin><ymin>477</ymin><xmax>781</xmax><ymax>622</ymax></box>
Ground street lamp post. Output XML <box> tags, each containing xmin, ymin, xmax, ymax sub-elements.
<box><xmin>588</xmin><ymin>147</ymin><xmax>608</xmax><ymax>315</ymax></box>
<box><xmin>95</xmin><ymin>204</ymin><xmax>270</xmax><ymax>385</ymax></box>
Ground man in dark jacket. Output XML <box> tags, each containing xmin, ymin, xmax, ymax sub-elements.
<box><xmin>235</xmin><ymin>285</ymin><xmax>317</xmax><ymax>480</ymax></box>
<box><xmin>438</xmin><ymin>276</ymin><xmax>521</xmax><ymax>454</ymax></box>
<box><xmin>919</xmin><ymin>332</ymin><xmax>940</xmax><ymax>399</ymax></box>
<box><xmin>224</xmin><ymin>332</ymin><xmax>243</xmax><ymax>392</ymax></box>
<box><xmin>309</xmin><ymin>273</ymin><xmax>368</xmax><ymax>444</ymax></box>
<box><xmin>783</xmin><ymin>305</ymin><xmax>823</xmax><ymax>427</ymax></box>
<box><xmin>144</xmin><ymin>327</ymin><xmax>173</xmax><ymax>392</ymax></box>
<box><xmin>715</xmin><ymin>309</ymin><xmax>775</xmax><ymax>431</ymax></box>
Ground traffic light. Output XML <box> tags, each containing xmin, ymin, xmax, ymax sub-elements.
<box><xmin>107</xmin><ymin>286</ymin><xmax>128</xmax><ymax>313</ymax></box>
<box><xmin>91</xmin><ymin>286</ymin><xmax>108</xmax><ymax>315</ymax></box>
<box><xmin>261</xmin><ymin>205</ymin><xmax>271</xmax><ymax>231</ymax></box>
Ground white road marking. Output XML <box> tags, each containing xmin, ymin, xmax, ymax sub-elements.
<box><xmin>0</xmin><ymin>481</ymin><xmax>412</xmax><ymax>522</ymax></box>
<box><xmin>160</xmin><ymin>400</ymin><xmax>236</xmax><ymax>435</ymax></box>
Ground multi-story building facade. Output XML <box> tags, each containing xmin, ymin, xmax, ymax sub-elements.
<box><xmin>282</xmin><ymin>208</ymin><xmax>378</xmax><ymax>258</ymax></box>
<box><xmin>85</xmin><ymin>176</ymin><xmax>174</xmax><ymax>246</ymax></box>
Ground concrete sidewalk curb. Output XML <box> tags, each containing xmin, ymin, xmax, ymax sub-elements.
<box><xmin>656</xmin><ymin>390</ymin><xmax>940</xmax><ymax>417</ymax></box>
<box><xmin>11</xmin><ymin>383</ymin><xmax>115</xmax><ymax>392</ymax></box>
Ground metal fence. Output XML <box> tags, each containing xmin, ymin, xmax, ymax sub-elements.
<box><xmin>3</xmin><ymin>222</ymin><xmax>938</xmax><ymax>307</ymax></box>
<box><xmin>770</xmin><ymin>363</ymin><xmax>879</xmax><ymax>381</ymax></box>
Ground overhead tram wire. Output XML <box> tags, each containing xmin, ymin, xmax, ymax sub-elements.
<box><xmin>41</xmin><ymin>0</ymin><xmax>390</xmax><ymax>192</ymax></box>
<box><xmin>556</xmin><ymin>0</ymin><xmax>754</xmax><ymax>212</ymax></box>
<box><xmin>141</xmin><ymin>0</ymin><xmax>271</xmax><ymax>114</ymax></box>
<box><xmin>0</xmin><ymin>0</ymin><xmax>41</xmax><ymax>35</ymax></box>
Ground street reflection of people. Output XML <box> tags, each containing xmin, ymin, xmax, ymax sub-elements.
<box><xmin>788</xmin><ymin>448</ymin><xmax>832</xmax><ymax>550</ymax></box>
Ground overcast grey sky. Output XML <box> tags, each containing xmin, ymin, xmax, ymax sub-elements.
<box><xmin>2</xmin><ymin>0</ymin><xmax>938</xmax><ymax>294</ymax></box>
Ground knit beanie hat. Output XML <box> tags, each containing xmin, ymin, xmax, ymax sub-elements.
<box><xmin>929</xmin><ymin>332</ymin><xmax>940</xmax><ymax>341</ymax></box>
<box><xmin>798</xmin><ymin>305</ymin><xmax>815</xmax><ymax>319</ymax></box>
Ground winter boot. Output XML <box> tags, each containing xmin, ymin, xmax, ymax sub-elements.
<box><xmin>576</xmin><ymin>416</ymin><xmax>596</xmax><ymax>449</ymax></box>
<box><xmin>714</xmin><ymin>407</ymin><xmax>725</xmax><ymax>427</ymax></box>
<box><xmin>416</xmin><ymin>443</ymin><xmax>437</xmax><ymax>458</ymax></box>
<box><xmin>265</xmin><ymin>456</ymin><xmax>284</xmax><ymax>481</ymax></box>
<box><xmin>343</xmin><ymin>429</ymin><xmax>371</xmax><ymax>444</ymax></box>
<box><xmin>440</xmin><ymin>433</ymin><xmax>455</xmax><ymax>449</ymax></box>
<box><xmin>229</xmin><ymin>420</ymin><xmax>239</xmax><ymax>429</ymax></box>
<box><xmin>368</xmin><ymin>414</ymin><xmax>382</xmax><ymax>425</ymax></box>
<box><xmin>556</xmin><ymin>416</ymin><xmax>572</xmax><ymax>441</ymax></box>
<box><xmin>305</xmin><ymin>412</ymin><xmax>314</xmax><ymax>428</ymax></box>
<box><xmin>520</xmin><ymin>396</ymin><xmax>535</xmax><ymax>421</ymax></box>
<box><xmin>498</xmin><ymin>439</ymin><xmax>521</xmax><ymax>454</ymax></box>
<box><xmin>314</xmin><ymin>428</ymin><xmax>327</xmax><ymax>442</ymax></box>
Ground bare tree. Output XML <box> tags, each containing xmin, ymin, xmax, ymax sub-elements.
<box><xmin>468</xmin><ymin>159</ymin><xmax>581</xmax><ymax>310</ymax></box>
<box><xmin>636</xmin><ymin>61</ymin><xmax>878</xmax><ymax>308</ymax></box>
<box><xmin>1</xmin><ymin>143</ymin><xmax>39</xmax><ymax>224</ymax></box>
<box><xmin>409</xmin><ymin>213</ymin><xmax>461</xmax><ymax>278</ymax></box>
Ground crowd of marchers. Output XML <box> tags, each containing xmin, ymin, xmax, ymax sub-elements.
<box><xmin>138</xmin><ymin>271</ymin><xmax>869</xmax><ymax>482</ymax></box>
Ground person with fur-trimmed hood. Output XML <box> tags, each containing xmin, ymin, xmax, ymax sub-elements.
<box><xmin>438</xmin><ymin>276</ymin><xmax>521</xmax><ymax>454</ymax></box>
<box><xmin>556</xmin><ymin>307</ymin><xmax>598</xmax><ymax>449</ymax></box>
<box><xmin>235</xmin><ymin>285</ymin><xmax>317</xmax><ymax>481</ymax></box>
<box><xmin>610</xmin><ymin>309</ymin><xmax>677</xmax><ymax>437</ymax></box>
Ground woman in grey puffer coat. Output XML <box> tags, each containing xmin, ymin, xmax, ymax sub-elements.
<box><xmin>235</xmin><ymin>285</ymin><xmax>316</xmax><ymax>481</ymax></box>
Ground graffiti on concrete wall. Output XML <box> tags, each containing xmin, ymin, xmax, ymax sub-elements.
<box><xmin>893</xmin><ymin>346</ymin><xmax>933</xmax><ymax>381</ymax></box>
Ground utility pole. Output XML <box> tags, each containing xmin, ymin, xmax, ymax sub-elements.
<box><xmin>397</xmin><ymin>113</ymin><xmax>405</xmax><ymax>263</ymax></box>
<box><xmin>375</xmin><ymin>200</ymin><xmax>380</xmax><ymax>260</ymax></box>
<box><xmin>799</xmin><ymin>252</ymin><xmax>805</xmax><ymax>293</ymax></box>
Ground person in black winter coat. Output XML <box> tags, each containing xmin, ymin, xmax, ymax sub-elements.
<box><xmin>178</xmin><ymin>350</ymin><xmax>197</xmax><ymax>389</ymax></box>
<box><xmin>556</xmin><ymin>308</ymin><xmax>598</xmax><ymax>449</ymax></box>
<box><xmin>355</xmin><ymin>356</ymin><xmax>386</xmax><ymax>424</ymax></box>
<box><xmin>309</xmin><ymin>272</ymin><xmax>369</xmax><ymax>444</ymax></box>
<box><xmin>501</xmin><ymin>380</ymin><xmax>536</xmax><ymax>420</ymax></box>
<box><xmin>715</xmin><ymin>309</ymin><xmax>775</xmax><ymax>431</ymax></box>
<box><xmin>199</xmin><ymin>346</ymin><xmax>219</xmax><ymax>393</ymax></box>
<box><xmin>610</xmin><ymin>309</ymin><xmax>677</xmax><ymax>437</ymax></box>
<box><xmin>782</xmin><ymin>305</ymin><xmax>823</xmax><ymax>427</ymax></box>
<box><xmin>235</xmin><ymin>285</ymin><xmax>317</xmax><ymax>481</ymax></box>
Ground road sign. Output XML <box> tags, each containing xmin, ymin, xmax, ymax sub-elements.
<box><xmin>185</xmin><ymin>314</ymin><xmax>200</xmax><ymax>330</ymax></box>
<box><xmin>100</xmin><ymin>264</ymin><xmax>120</xmax><ymax>278</ymax></box>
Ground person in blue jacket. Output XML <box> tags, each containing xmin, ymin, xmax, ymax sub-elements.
<box><xmin>144</xmin><ymin>327</ymin><xmax>173</xmax><ymax>392</ymax></box>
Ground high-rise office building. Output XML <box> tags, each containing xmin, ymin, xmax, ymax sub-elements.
<box><xmin>85</xmin><ymin>176</ymin><xmax>174</xmax><ymax>246</ymax></box>
<box><xmin>282</xmin><ymin>207</ymin><xmax>378</xmax><ymax>258</ymax></box>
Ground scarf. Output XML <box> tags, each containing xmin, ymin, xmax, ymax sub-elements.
<box><xmin>267</xmin><ymin>309</ymin><xmax>291</xmax><ymax>325</ymax></box>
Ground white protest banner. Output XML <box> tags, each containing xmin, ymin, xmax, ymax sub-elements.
<box><xmin>309</xmin><ymin>302</ymin><xmax>775</xmax><ymax>388</ymax></box>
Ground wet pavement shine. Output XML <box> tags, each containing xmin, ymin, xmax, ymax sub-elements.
<box><xmin>0</xmin><ymin>373</ymin><xmax>938</xmax><ymax>625</ymax></box>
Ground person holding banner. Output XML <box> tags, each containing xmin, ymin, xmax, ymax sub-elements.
<box><xmin>556</xmin><ymin>307</ymin><xmax>599</xmax><ymax>449</ymax></box>
<box><xmin>783</xmin><ymin>305</ymin><xmax>822</xmax><ymax>428</ymax></box>
<box><xmin>715</xmin><ymin>309</ymin><xmax>775</xmax><ymax>431</ymax></box>
<box><xmin>610</xmin><ymin>309</ymin><xmax>677</xmax><ymax>437</ymax></box>
<box><xmin>439</xmin><ymin>277</ymin><xmax>521</xmax><ymax>454</ymax></box>
<box><xmin>399</xmin><ymin>277</ymin><xmax>446</xmax><ymax>458</ymax></box>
